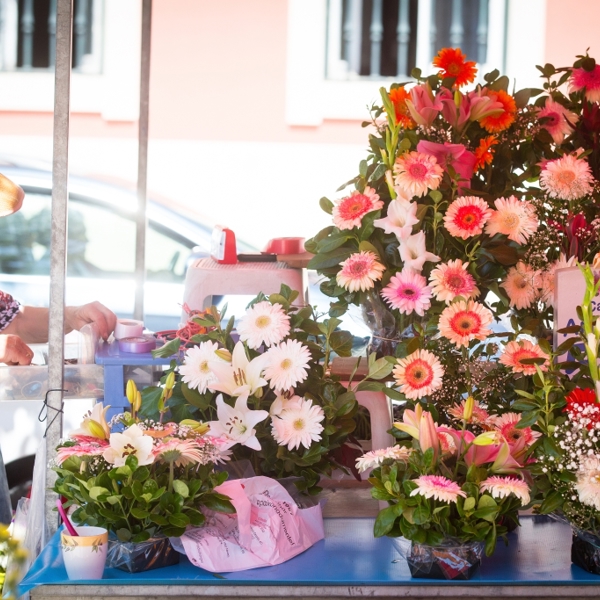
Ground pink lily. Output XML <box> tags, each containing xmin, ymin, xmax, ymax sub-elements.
<box><xmin>405</xmin><ymin>83</ymin><xmax>442</xmax><ymax>127</ymax></box>
<box><xmin>437</xmin><ymin>88</ymin><xmax>471</xmax><ymax>131</ymax></box>
<box><xmin>416</xmin><ymin>140</ymin><xmax>476</xmax><ymax>189</ymax></box>
<box><xmin>467</xmin><ymin>87</ymin><xmax>504</xmax><ymax>122</ymax></box>
<box><xmin>437</xmin><ymin>427</ymin><xmax>500</xmax><ymax>467</ymax></box>
<box><xmin>394</xmin><ymin>405</ymin><xmax>440</xmax><ymax>462</ymax></box>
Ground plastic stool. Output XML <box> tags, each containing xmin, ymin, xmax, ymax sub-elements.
<box><xmin>354</xmin><ymin>389</ymin><xmax>394</xmax><ymax>451</ymax></box>
<box><xmin>182</xmin><ymin>257</ymin><xmax>307</xmax><ymax>319</ymax></box>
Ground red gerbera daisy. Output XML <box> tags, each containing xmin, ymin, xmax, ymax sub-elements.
<box><xmin>432</xmin><ymin>47</ymin><xmax>477</xmax><ymax>87</ymax></box>
<box><xmin>480</xmin><ymin>90</ymin><xmax>516</xmax><ymax>133</ymax></box>
<box><xmin>388</xmin><ymin>87</ymin><xmax>416</xmax><ymax>129</ymax></box>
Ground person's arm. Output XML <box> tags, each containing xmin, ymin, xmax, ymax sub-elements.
<box><xmin>2</xmin><ymin>301</ymin><xmax>117</xmax><ymax>343</ymax></box>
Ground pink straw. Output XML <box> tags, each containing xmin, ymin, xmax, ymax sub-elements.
<box><xmin>56</xmin><ymin>499</ymin><xmax>78</xmax><ymax>536</ymax></box>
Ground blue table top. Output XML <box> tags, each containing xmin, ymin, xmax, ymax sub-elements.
<box><xmin>19</xmin><ymin>516</ymin><xmax>600</xmax><ymax>593</ymax></box>
<box><xmin>95</xmin><ymin>339</ymin><xmax>176</xmax><ymax>366</ymax></box>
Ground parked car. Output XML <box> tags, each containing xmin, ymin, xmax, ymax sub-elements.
<box><xmin>0</xmin><ymin>157</ymin><xmax>257</xmax><ymax>331</ymax></box>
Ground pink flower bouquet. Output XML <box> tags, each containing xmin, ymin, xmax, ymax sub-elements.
<box><xmin>358</xmin><ymin>400</ymin><xmax>534</xmax><ymax>558</ymax></box>
<box><xmin>52</xmin><ymin>401</ymin><xmax>234</xmax><ymax>543</ymax></box>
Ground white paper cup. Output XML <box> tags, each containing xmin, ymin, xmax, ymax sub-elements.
<box><xmin>60</xmin><ymin>526</ymin><xmax>108</xmax><ymax>580</ymax></box>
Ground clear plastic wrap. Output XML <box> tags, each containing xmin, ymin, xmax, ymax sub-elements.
<box><xmin>395</xmin><ymin>537</ymin><xmax>484</xmax><ymax>580</ymax></box>
<box><xmin>548</xmin><ymin>512</ymin><xmax>600</xmax><ymax>574</ymax></box>
<box><xmin>106</xmin><ymin>534</ymin><xmax>179</xmax><ymax>573</ymax></box>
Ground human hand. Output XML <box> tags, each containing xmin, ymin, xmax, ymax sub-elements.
<box><xmin>0</xmin><ymin>334</ymin><xmax>34</xmax><ymax>365</ymax></box>
<box><xmin>65</xmin><ymin>301</ymin><xmax>117</xmax><ymax>341</ymax></box>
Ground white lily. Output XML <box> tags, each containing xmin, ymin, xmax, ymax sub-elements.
<box><xmin>208</xmin><ymin>393</ymin><xmax>269</xmax><ymax>450</ymax></box>
<box><xmin>70</xmin><ymin>402</ymin><xmax>111</xmax><ymax>440</ymax></box>
<box><xmin>102</xmin><ymin>424</ymin><xmax>155</xmax><ymax>467</ymax></box>
<box><xmin>374</xmin><ymin>198</ymin><xmax>419</xmax><ymax>241</ymax></box>
<box><xmin>399</xmin><ymin>231</ymin><xmax>440</xmax><ymax>272</ymax></box>
<box><xmin>208</xmin><ymin>341</ymin><xmax>268</xmax><ymax>397</ymax></box>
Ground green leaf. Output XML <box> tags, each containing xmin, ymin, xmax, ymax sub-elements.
<box><xmin>130</xmin><ymin>507</ymin><xmax>150</xmax><ymax>519</ymax></box>
<box><xmin>516</xmin><ymin>410</ymin><xmax>539</xmax><ymax>429</ymax></box>
<box><xmin>149</xmin><ymin>514</ymin><xmax>169</xmax><ymax>526</ymax></box>
<box><xmin>539</xmin><ymin>490</ymin><xmax>564</xmax><ymax>514</ymax></box>
<box><xmin>307</xmin><ymin>247</ymin><xmax>353</xmax><ymax>270</ymax></box>
<box><xmin>116</xmin><ymin>528</ymin><xmax>132</xmax><ymax>542</ymax></box>
<box><xmin>202</xmin><ymin>494</ymin><xmax>236</xmax><ymax>514</ymax></box>
<box><xmin>168</xmin><ymin>514</ymin><xmax>190</xmax><ymax>529</ymax></box>
<box><xmin>330</xmin><ymin>330</ymin><xmax>354</xmax><ymax>357</ymax></box>
<box><xmin>319</xmin><ymin>196</ymin><xmax>334</xmax><ymax>215</ymax></box>
<box><xmin>181</xmin><ymin>383</ymin><xmax>212</xmax><ymax>411</ymax></box>
<box><xmin>317</xmin><ymin>233</ymin><xmax>353</xmax><ymax>254</ymax></box>
<box><xmin>173</xmin><ymin>480</ymin><xmax>190</xmax><ymax>499</ymax></box>
<box><xmin>358</xmin><ymin>241</ymin><xmax>379</xmax><ymax>256</ymax></box>
<box><xmin>463</xmin><ymin>497</ymin><xmax>476</xmax><ymax>512</ymax></box>
<box><xmin>89</xmin><ymin>486</ymin><xmax>110</xmax><ymax>501</ymax></box>
<box><xmin>367</xmin><ymin>357</ymin><xmax>394</xmax><ymax>380</ymax></box>
<box><xmin>412</xmin><ymin>504</ymin><xmax>431</xmax><ymax>525</ymax></box>
<box><xmin>373</xmin><ymin>505</ymin><xmax>399</xmax><ymax>537</ymax></box>
<box><xmin>151</xmin><ymin>338</ymin><xmax>181</xmax><ymax>359</ymax></box>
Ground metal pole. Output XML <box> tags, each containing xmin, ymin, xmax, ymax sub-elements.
<box><xmin>45</xmin><ymin>0</ymin><xmax>72</xmax><ymax>537</ymax></box>
<box><xmin>134</xmin><ymin>0</ymin><xmax>152</xmax><ymax>321</ymax></box>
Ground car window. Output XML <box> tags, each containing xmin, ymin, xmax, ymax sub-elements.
<box><xmin>0</xmin><ymin>191</ymin><xmax>192</xmax><ymax>283</ymax></box>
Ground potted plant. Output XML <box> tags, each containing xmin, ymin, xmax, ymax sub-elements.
<box><xmin>52</xmin><ymin>397</ymin><xmax>234</xmax><ymax>572</ymax></box>
<box><xmin>357</xmin><ymin>398</ymin><xmax>533</xmax><ymax>579</ymax></box>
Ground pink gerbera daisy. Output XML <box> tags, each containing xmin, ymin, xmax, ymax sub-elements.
<box><xmin>336</xmin><ymin>251</ymin><xmax>385</xmax><ymax>293</ymax></box>
<box><xmin>480</xmin><ymin>476</ymin><xmax>530</xmax><ymax>505</ymax></box>
<box><xmin>438</xmin><ymin>300</ymin><xmax>493</xmax><ymax>347</ymax></box>
<box><xmin>429</xmin><ymin>259</ymin><xmax>479</xmax><ymax>303</ymax></box>
<box><xmin>501</xmin><ymin>262</ymin><xmax>539</xmax><ymax>309</ymax></box>
<box><xmin>447</xmin><ymin>398</ymin><xmax>490</xmax><ymax>425</ymax></box>
<box><xmin>332</xmin><ymin>187</ymin><xmax>384</xmax><ymax>230</ymax></box>
<box><xmin>56</xmin><ymin>439</ymin><xmax>109</xmax><ymax>465</ymax></box>
<box><xmin>355</xmin><ymin>445</ymin><xmax>412</xmax><ymax>473</ymax></box>
<box><xmin>444</xmin><ymin>196</ymin><xmax>492</xmax><ymax>239</ymax></box>
<box><xmin>570</xmin><ymin>63</ymin><xmax>600</xmax><ymax>103</ymax></box>
<box><xmin>499</xmin><ymin>339</ymin><xmax>549</xmax><ymax>375</ymax></box>
<box><xmin>485</xmin><ymin>196</ymin><xmax>538</xmax><ymax>245</ymax></box>
<box><xmin>539</xmin><ymin>254</ymin><xmax>577</xmax><ymax>306</ymax></box>
<box><xmin>393</xmin><ymin>349</ymin><xmax>444</xmax><ymax>400</ymax></box>
<box><xmin>491</xmin><ymin>412</ymin><xmax>541</xmax><ymax>448</ymax></box>
<box><xmin>393</xmin><ymin>151</ymin><xmax>444</xmax><ymax>198</ymax></box>
<box><xmin>381</xmin><ymin>270</ymin><xmax>432</xmax><ymax>316</ymax></box>
<box><xmin>539</xmin><ymin>154</ymin><xmax>595</xmax><ymax>201</ymax></box>
<box><xmin>410</xmin><ymin>475</ymin><xmax>466</xmax><ymax>503</ymax></box>
<box><xmin>537</xmin><ymin>98</ymin><xmax>578</xmax><ymax>145</ymax></box>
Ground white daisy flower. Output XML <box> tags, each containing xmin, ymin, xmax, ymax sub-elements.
<box><xmin>178</xmin><ymin>341</ymin><xmax>224</xmax><ymax>393</ymax></box>
<box><xmin>236</xmin><ymin>301</ymin><xmax>291</xmax><ymax>349</ymax></box>
<box><xmin>271</xmin><ymin>397</ymin><xmax>324</xmax><ymax>451</ymax></box>
<box><xmin>263</xmin><ymin>339</ymin><xmax>311</xmax><ymax>392</ymax></box>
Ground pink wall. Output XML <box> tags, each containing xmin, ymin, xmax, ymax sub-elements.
<box><xmin>148</xmin><ymin>0</ymin><xmax>365</xmax><ymax>144</ymax></box>
<box><xmin>544</xmin><ymin>0</ymin><xmax>600</xmax><ymax>68</ymax></box>
<box><xmin>5</xmin><ymin>2</ymin><xmax>600</xmax><ymax>145</ymax></box>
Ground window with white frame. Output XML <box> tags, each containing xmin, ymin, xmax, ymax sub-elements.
<box><xmin>285</xmin><ymin>0</ymin><xmax>545</xmax><ymax>126</ymax></box>
<box><xmin>328</xmin><ymin>0</ymin><xmax>492</xmax><ymax>80</ymax></box>
<box><xmin>0</xmin><ymin>0</ymin><xmax>141</xmax><ymax>121</ymax></box>
<box><xmin>0</xmin><ymin>0</ymin><xmax>103</xmax><ymax>73</ymax></box>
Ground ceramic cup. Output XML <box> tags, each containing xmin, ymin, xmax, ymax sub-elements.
<box><xmin>60</xmin><ymin>526</ymin><xmax>109</xmax><ymax>580</ymax></box>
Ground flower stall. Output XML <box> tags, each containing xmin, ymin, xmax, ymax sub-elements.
<box><xmin>14</xmin><ymin>0</ymin><xmax>600</xmax><ymax>593</ymax></box>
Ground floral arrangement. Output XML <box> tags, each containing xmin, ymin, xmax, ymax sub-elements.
<box><xmin>521</xmin><ymin>265</ymin><xmax>600</xmax><ymax>527</ymax></box>
<box><xmin>357</xmin><ymin>392</ymin><xmax>535</xmax><ymax>556</ymax></box>
<box><xmin>52</xmin><ymin>399</ymin><xmax>234</xmax><ymax>543</ymax></box>
<box><xmin>302</xmin><ymin>46</ymin><xmax>568</xmax><ymax>424</ymax></box>
<box><xmin>493</xmin><ymin>52</ymin><xmax>600</xmax><ymax>336</ymax></box>
<box><xmin>306</xmin><ymin>46</ymin><xmax>548</xmax><ymax>353</ymax></box>
<box><xmin>145</xmin><ymin>285</ymin><xmax>385</xmax><ymax>495</ymax></box>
